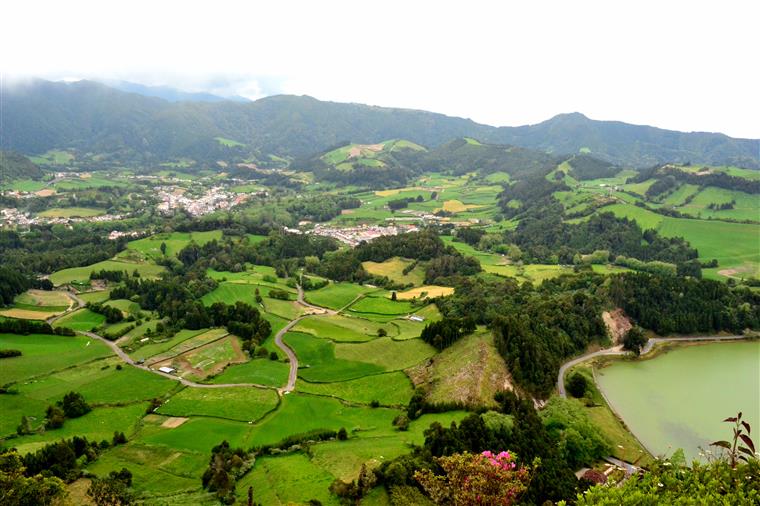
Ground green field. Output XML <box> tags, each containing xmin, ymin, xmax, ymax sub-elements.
<box><xmin>37</xmin><ymin>207</ymin><xmax>106</xmax><ymax>218</ymax></box>
<box><xmin>28</xmin><ymin>149</ymin><xmax>74</xmax><ymax>165</ymax></box>
<box><xmin>293</xmin><ymin>314</ymin><xmax>388</xmax><ymax>342</ymax></box>
<box><xmin>298</xmin><ymin>371</ymin><xmax>414</xmax><ymax>406</ymax></box>
<box><xmin>215</xmin><ymin>137</ymin><xmax>246</xmax><ymax>147</ymax></box>
<box><xmin>156</xmin><ymin>387</ymin><xmax>279</xmax><ymax>422</ymax></box>
<box><xmin>50</xmin><ymin>259</ymin><xmax>165</xmax><ymax>285</ymax></box>
<box><xmin>305</xmin><ymin>282</ymin><xmax>378</xmax><ymax>310</ymax></box>
<box><xmin>210</xmin><ymin>358</ymin><xmax>290</xmax><ymax>387</ymax></box>
<box><xmin>1</xmin><ymin>179</ymin><xmax>49</xmax><ymax>192</ymax></box>
<box><xmin>346</xmin><ymin>295</ymin><xmax>415</xmax><ymax>316</ymax></box>
<box><xmin>284</xmin><ymin>332</ymin><xmax>384</xmax><ymax>382</ymax></box>
<box><xmin>335</xmin><ymin>336</ymin><xmax>435</xmax><ymax>370</ymax></box>
<box><xmin>52</xmin><ymin>308</ymin><xmax>106</xmax><ymax>331</ymax></box>
<box><xmin>127</xmin><ymin>230</ymin><xmax>223</xmax><ymax>259</ymax></box>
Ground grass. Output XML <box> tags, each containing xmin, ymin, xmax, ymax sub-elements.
<box><xmin>215</xmin><ymin>137</ymin><xmax>246</xmax><ymax>147</ymax></box>
<box><xmin>76</xmin><ymin>290</ymin><xmax>111</xmax><ymax>304</ymax></box>
<box><xmin>1</xmin><ymin>179</ymin><xmax>49</xmax><ymax>192</ymax></box>
<box><xmin>127</xmin><ymin>230</ymin><xmax>223</xmax><ymax>259</ymax></box>
<box><xmin>0</xmin><ymin>308</ymin><xmax>60</xmax><ymax>320</ymax></box>
<box><xmin>37</xmin><ymin>207</ymin><xmax>105</xmax><ymax>218</ymax></box>
<box><xmin>50</xmin><ymin>259</ymin><xmax>165</xmax><ymax>285</ymax></box>
<box><xmin>0</xmin><ymin>333</ymin><xmax>111</xmax><ymax>385</ymax></box>
<box><xmin>297</xmin><ymin>371</ymin><xmax>414</xmax><ymax>406</ymax></box>
<box><xmin>28</xmin><ymin>149</ymin><xmax>74</xmax><ymax>165</ymax></box>
<box><xmin>361</xmin><ymin>257</ymin><xmax>426</xmax><ymax>286</ymax></box>
<box><xmin>335</xmin><ymin>336</ymin><xmax>435</xmax><ymax>371</ymax></box>
<box><xmin>12</xmin><ymin>289</ymin><xmax>71</xmax><ymax>310</ymax></box>
<box><xmin>284</xmin><ymin>332</ymin><xmax>384</xmax><ymax>382</ymax></box>
<box><xmin>210</xmin><ymin>358</ymin><xmax>289</xmax><ymax>387</ymax></box>
<box><xmin>247</xmin><ymin>393</ymin><xmax>400</xmax><ymax>447</ymax></box>
<box><xmin>143</xmin><ymin>328</ymin><xmax>229</xmax><ymax>365</ymax></box>
<box><xmin>238</xmin><ymin>453</ymin><xmax>340</xmax><ymax>505</ymax></box>
<box><xmin>346</xmin><ymin>295</ymin><xmax>416</xmax><ymax>316</ymax></box>
<box><xmin>293</xmin><ymin>314</ymin><xmax>387</xmax><ymax>342</ymax></box>
<box><xmin>52</xmin><ymin>308</ymin><xmax>106</xmax><ymax>331</ymax></box>
<box><xmin>567</xmin><ymin>363</ymin><xmax>653</xmax><ymax>465</ymax></box>
<box><xmin>392</xmin><ymin>285</ymin><xmax>454</xmax><ymax>300</ymax></box>
<box><xmin>128</xmin><ymin>328</ymin><xmax>206</xmax><ymax>361</ymax></box>
<box><xmin>305</xmin><ymin>282</ymin><xmax>378</xmax><ymax>310</ymax></box>
<box><xmin>11</xmin><ymin>403</ymin><xmax>148</xmax><ymax>454</ymax></box>
<box><xmin>140</xmin><ymin>416</ymin><xmax>252</xmax><ymax>453</ymax></box>
<box><xmin>156</xmin><ymin>387</ymin><xmax>279</xmax><ymax>422</ymax></box>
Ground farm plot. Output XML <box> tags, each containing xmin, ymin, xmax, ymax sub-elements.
<box><xmin>392</xmin><ymin>285</ymin><xmax>454</xmax><ymax>300</ymax></box>
<box><xmin>143</xmin><ymin>328</ymin><xmax>228</xmax><ymax>366</ymax></box>
<box><xmin>246</xmin><ymin>393</ymin><xmax>400</xmax><ymax>448</ymax></box>
<box><xmin>305</xmin><ymin>282</ymin><xmax>378</xmax><ymax>310</ymax></box>
<box><xmin>297</xmin><ymin>371</ymin><xmax>414</xmax><ymax>406</ymax></box>
<box><xmin>284</xmin><ymin>332</ymin><xmax>384</xmax><ymax>382</ymax></box>
<box><xmin>335</xmin><ymin>336</ymin><xmax>435</xmax><ymax>371</ymax></box>
<box><xmin>50</xmin><ymin>259</ymin><xmax>165</xmax><ymax>285</ymax></box>
<box><xmin>37</xmin><ymin>207</ymin><xmax>105</xmax><ymax>218</ymax></box>
<box><xmin>210</xmin><ymin>358</ymin><xmax>290</xmax><ymax>387</ymax></box>
<box><xmin>0</xmin><ymin>333</ymin><xmax>111</xmax><ymax>385</ymax></box>
<box><xmin>151</xmin><ymin>334</ymin><xmax>246</xmax><ymax>381</ymax></box>
<box><xmin>52</xmin><ymin>308</ymin><xmax>106</xmax><ymax>331</ymax></box>
<box><xmin>156</xmin><ymin>387</ymin><xmax>278</xmax><ymax>422</ymax></box>
<box><xmin>361</xmin><ymin>257</ymin><xmax>425</xmax><ymax>286</ymax></box>
<box><xmin>127</xmin><ymin>230</ymin><xmax>223</xmax><ymax>259</ymax></box>
<box><xmin>345</xmin><ymin>295</ymin><xmax>416</xmax><ymax>317</ymax></box>
<box><xmin>293</xmin><ymin>314</ymin><xmax>388</xmax><ymax>342</ymax></box>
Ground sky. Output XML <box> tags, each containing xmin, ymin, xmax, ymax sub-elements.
<box><xmin>2</xmin><ymin>0</ymin><xmax>758</xmax><ymax>138</ymax></box>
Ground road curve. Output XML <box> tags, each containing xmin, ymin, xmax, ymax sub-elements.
<box><xmin>273</xmin><ymin>317</ymin><xmax>304</xmax><ymax>393</ymax></box>
<box><xmin>557</xmin><ymin>335</ymin><xmax>749</xmax><ymax>398</ymax></box>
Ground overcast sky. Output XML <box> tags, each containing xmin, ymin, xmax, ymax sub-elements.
<box><xmin>2</xmin><ymin>0</ymin><xmax>758</xmax><ymax>138</ymax></box>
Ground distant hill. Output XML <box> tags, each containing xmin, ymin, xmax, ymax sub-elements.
<box><xmin>0</xmin><ymin>151</ymin><xmax>42</xmax><ymax>183</ymax></box>
<box><xmin>101</xmin><ymin>80</ymin><xmax>250</xmax><ymax>103</ymax></box>
<box><xmin>2</xmin><ymin>79</ymin><xmax>758</xmax><ymax>169</ymax></box>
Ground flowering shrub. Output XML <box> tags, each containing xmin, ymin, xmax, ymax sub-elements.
<box><xmin>414</xmin><ymin>450</ymin><xmax>533</xmax><ymax>505</ymax></box>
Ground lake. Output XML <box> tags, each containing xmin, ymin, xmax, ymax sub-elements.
<box><xmin>595</xmin><ymin>340</ymin><xmax>760</xmax><ymax>462</ymax></box>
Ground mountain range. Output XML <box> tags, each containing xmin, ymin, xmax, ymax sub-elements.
<box><xmin>1</xmin><ymin>79</ymin><xmax>758</xmax><ymax>169</ymax></box>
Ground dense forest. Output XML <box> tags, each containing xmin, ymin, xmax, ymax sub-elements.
<box><xmin>0</xmin><ymin>151</ymin><xmax>42</xmax><ymax>183</ymax></box>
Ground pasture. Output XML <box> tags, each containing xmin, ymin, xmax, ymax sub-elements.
<box><xmin>52</xmin><ymin>308</ymin><xmax>106</xmax><ymax>331</ymax></box>
<box><xmin>346</xmin><ymin>295</ymin><xmax>416</xmax><ymax>316</ymax></box>
<box><xmin>156</xmin><ymin>387</ymin><xmax>278</xmax><ymax>422</ymax></box>
<box><xmin>393</xmin><ymin>285</ymin><xmax>454</xmax><ymax>300</ymax></box>
<box><xmin>361</xmin><ymin>257</ymin><xmax>425</xmax><ymax>286</ymax></box>
<box><xmin>127</xmin><ymin>230</ymin><xmax>223</xmax><ymax>259</ymax></box>
<box><xmin>0</xmin><ymin>333</ymin><xmax>110</xmax><ymax>384</ymax></box>
<box><xmin>37</xmin><ymin>207</ymin><xmax>105</xmax><ymax>218</ymax></box>
<box><xmin>210</xmin><ymin>358</ymin><xmax>289</xmax><ymax>387</ymax></box>
<box><xmin>293</xmin><ymin>314</ymin><xmax>387</xmax><ymax>342</ymax></box>
<box><xmin>284</xmin><ymin>332</ymin><xmax>384</xmax><ymax>382</ymax></box>
<box><xmin>305</xmin><ymin>282</ymin><xmax>378</xmax><ymax>310</ymax></box>
<box><xmin>297</xmin><ymin>371</ymin><xmax>414</xmax><ymax>406</ymax></box>
<box><xmin>335</xmin><ymin>336</ymin><xmax>435</xmax><ymax>371</ymax></box>
<box><xmin>50</xmin><ymin>259</ymin><xmax>165</xmax><ymax>285</ymax></box>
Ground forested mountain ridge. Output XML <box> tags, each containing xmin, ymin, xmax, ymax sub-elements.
<box><xmin>0</xmin><ymin>151</ymin><xmax>42</xmax><ymax>183</ymax></box>
<box><xmin>2</xmin><ymin>79</ymin><xmax>759</xmax><ymax>169</ymax></box>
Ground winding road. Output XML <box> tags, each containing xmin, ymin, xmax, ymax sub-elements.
<box><xmin>46</xmin><ymin>284</ymin><xmax>334</xmax><ymax>395</ymax></box>
<box><xmin>557</xmin><ymin>334</ymin><xmax>748</xmax><ymax>398</ymax></box>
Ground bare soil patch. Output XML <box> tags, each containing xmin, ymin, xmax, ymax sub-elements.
<box><xmin>603</xmin><ymin>309</ymin><xmax>632</xmax><ymax>344</ymax></box>
<box><xmin>161</xmin><ymin>417</ymin><xmax>189</xmax><ymax>428</ymax></box>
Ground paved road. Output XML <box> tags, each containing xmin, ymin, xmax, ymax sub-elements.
<box><xmin>557</xmin><ymin>334</ymin><xmax>748</xmax><ymax>398</ymax></box>
<box><xmin>79</xmin><ymin>330</ymin><xmax>276</xmax><ymax>390</ymax></box>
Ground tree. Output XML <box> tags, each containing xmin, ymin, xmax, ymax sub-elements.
<box><xmin>16</xmin><ymin>416</ymin><xmax>32</xmax><ymax>436</ymax></box>
<box><xmin>0</xmin><ymin>450</ymin><xmax>67</xmax><ymax>506</ymax></box>
<box><xmin>391</xmin><ymin>291</ymin><xmax>397</xmax><ymax>301</ymax></box>
<box><xmin>60</xmin><ymin>391</ymin><xmax>91</xmax><ymax>418</ymax></box>
<box><xmin>377</xmin><ymin>328</ymin><xmax>387</xmax><ymax>337</ymax></box>
<box><xmin>337</xmin><ymin>427</ymin><xmax>348</xmax><ymax>440</ymax></box>
<box><xmin>87</xmin><ymin>469</ymin><xmax>133</xmax><ymax>506</ymax></box>
<box><xmin>622</xmin><ymin>326</ymin><xmax>648</xmax><ymax>356</ymax></box>
<box><xmin>566</xmin><ymin>373</ymin><xmax>588</xmax><ymax>398</ymax></box>
<box><xmin>415</xmin><ymin>451</ymin><xmax>533</xmax><ymax>506</ymax></box>
<box><xmin>160</xmin><ymin>242</ymin><xmax>167</xmax><ymax>256</ymax></box>
<box><xmin>45</xmin><ymin>405</ymin><xmax>65</xmax><ymax>429</ymax></box>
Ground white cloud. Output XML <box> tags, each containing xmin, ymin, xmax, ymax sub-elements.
<box><xmin>1</xmin><ymin>0</ymin><xmax>758</xmax><ymax>137</ymax></box>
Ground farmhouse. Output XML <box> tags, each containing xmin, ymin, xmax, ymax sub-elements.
<box><xmin>158</xmin><ymin>366</ymin><xmax>176</xmax><ymax>374</ymax></box>
<box><xmin>409</xmin><ymin>315</ymin><xmax>425</xmax><ymax>322</ymax></box>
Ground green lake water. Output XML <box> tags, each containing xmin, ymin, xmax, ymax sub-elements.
<box><xmin>595</xmin><ymin>341</ymin><xmax>760</xmax><ymax>461</ymax></box>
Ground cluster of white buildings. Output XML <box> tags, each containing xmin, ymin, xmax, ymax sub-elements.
<box><xmin>307</xmin><ymin>223</ymin><xmax>419</xmax><ymax>247</ymax></box>
<box><xmin>156</xmin><ymin>186</ymin><xmax>248</xmax><ymax>216</ymax></box>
